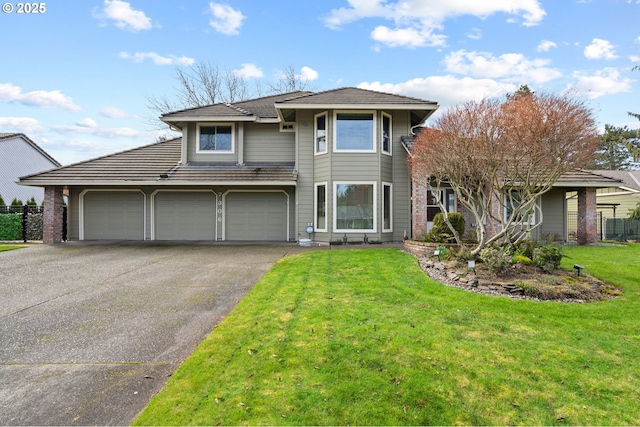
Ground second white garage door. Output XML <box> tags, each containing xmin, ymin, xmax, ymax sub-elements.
<box><xmin>154</xmin><ymin>191</ymin><xmax>216</xmax><ymax>240</ymax></box>
<box><xmin>225</xmin><ymin>192</ymin><xmax>288</xmax><ymax>241</ymax></box>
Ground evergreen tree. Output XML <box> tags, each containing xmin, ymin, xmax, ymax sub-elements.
<box><xmin>0</xmin><ymin>194</ymin><xmax>5</xmax><ymax>206</ymax></box>
<box><xmin>10</xmin><ymin>198</ymin><xmax>23</xmax><ymax>207</ymax></box>
<box><xmin>589</xmin><ymin>124</ymin><xmax>635</xmax><ymax>170</ymax></box>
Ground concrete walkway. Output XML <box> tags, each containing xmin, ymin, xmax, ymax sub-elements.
<box><xmin>0</xmin><ymin>241</ymin><xmax>300</xmax><ymax>426</ymax></box>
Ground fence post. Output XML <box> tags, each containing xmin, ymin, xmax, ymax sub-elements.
<box><xmin>22</xmin><ymin>204</ymin><xmax>28</xmax><ymax>242</ymax></box>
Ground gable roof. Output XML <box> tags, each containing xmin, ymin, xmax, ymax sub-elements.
<box><xmin>160</xmin><ymin>91</ymin><xmax>311</xmax><ymax>127</ymax></box>
<box><xmin>18</xmin><ymin>138</ymin><xmax>297</xmax><ymax>186</ymax></box>
<box><xmin>161</xmin><ymin>87</ymin><xmax>439</xmax><ymax>128</ymax></box>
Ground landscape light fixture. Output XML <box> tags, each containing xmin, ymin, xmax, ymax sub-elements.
<box><xmin>573</xmin><ymin>264</ymin><xmax>585</xmax><ymax>276</ymax></box>
<box><xmin>468</xmin><ymin>260</ymin><xmax>476</xmax><ymax>273</ymax></box>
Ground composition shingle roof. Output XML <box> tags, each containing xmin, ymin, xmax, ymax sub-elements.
<box><xmin>274</xmin><ymin>87</ymin><xmax>437</xmax><ymax>106</ymax></box>
<box><xmin>19</xmin><ymin>138</ymin><xmax>297</xmax><ymax>185</ymax></box>
<box><xmin>553</xmin><ymin>169</ymin><xmax>623</xmax><ymax>187</ymax></box>
<box><xmin>587</xmin><ymin>170</ymin><xmax>640</xmax><ymax>191</ymax></box>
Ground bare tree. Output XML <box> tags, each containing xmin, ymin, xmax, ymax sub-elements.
<box><xmin>146</xmin><ymin>63</ymin><xmax>314</xmax><ymax>131</ymax></box>
<box><xmin>410</xmin><ymin>90</ymin><xmax>599</xmax><ymax>255</ymax></box>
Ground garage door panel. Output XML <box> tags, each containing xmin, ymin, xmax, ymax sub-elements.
<box><xmin>155</xmin><ymin>192</ymin><xmax>216</xmax><ymax>240</ymax></box>
<box><xmin>226</xmin><ymin>192</ymin><xmax>287</xmax><ymax>241</ymax></box>
<box><xmin>84</xmin><ymin>192</ymin><xmax>144</xmax><ymax>240</ymax></box>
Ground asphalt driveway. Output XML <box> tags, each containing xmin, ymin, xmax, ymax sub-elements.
<box><xmin>0</xmin><ymin>241</ymin><xmax>303</xmax><ymax>426</ymax></box>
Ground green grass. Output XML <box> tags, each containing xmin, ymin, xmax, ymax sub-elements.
<box><xmin>133</xmin><ymin>245</ymin><xmax>640</xmax><ymax>426</ymax></box>
<box><xmin>0</xmin><ymin>245</ymin><xmax>25</xmax><ymax>252</ymax></box>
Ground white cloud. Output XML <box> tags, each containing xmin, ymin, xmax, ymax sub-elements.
<box><xmin>298</xmin><ymin>66</ymin><xmax>319</xmax><ymax>82</ymax></box>
<box><xmin>537</xmin><ymin>40</ymin><xmax>557</xmax><ymax>52</ymax></box>
<box><xmin>76</xmin><ymin>118</ymin><xmax>97</xmax><ymax>128</ymax></box>
<box><xmin>324</xmin><ymin>0</ymin><xmax>546</xmax><ymax>48</ymax></box>
<box><xmin>630</xmin><ymin>55</ymin><xmax>640</xmax><ymax>63</ymax></box>
<box><xmin>232</xmin><ymin>63</ymin><xmax>264</xmax><ymax>79</ymax></box>
<box><xmin>52</xmin><ymin>124</ymin><xmax>142</xmax><ymax>138</ymax></box>
<box><xmin>0</xmin><ymin>117</ymin><xmax>44</xmax><ymax>133</ymax></box>
<box><xmin>567</xmin><ymin>68</ymin><xmax>632</xmax><ymax>99</ymax></box>
<box><xmin>208</xmin><ymin>2</ymin><xmax>245</xmax><ymax>35</ymax></box>
<box><xmin>467</xmin><ymin>28</ymin><xmax>482</xmax><ymax>40</ymax></box>
<box><xmin>0</xmin><ymin>83</ymin><xmax>81</xmax><ymax>112</ymax></box>
<box><xmin>358</xmin><ymin>76</ymin><xmax>517</xmax><ymax>109</ymax></box>
<box><xmin>443</xmin><ymin>50</ymin><xmax>562</xmax><ymax>83</ymax></box>
<box><xmin>119</xmin><ymin>51</ymin><xmax>195</xmax><ymax>66</ymax></box>
<box><xmin>100</xmin><ymin>106</ymin><xmax>127</xmax><ymax>118</ymax></box>
<box><xmin>95</xmin><ymin>0</ymin><xmax>152</xmax><ymax>32</ymax></box>
<box><xmin>371</xmin><ymin>25</ymin><xmax>446</xmax><ymax>48</ymax></box>
<box><xmin>584</xmin><ymin>38</ymin><xmax>618</xmax><ymax>60</ymax></box>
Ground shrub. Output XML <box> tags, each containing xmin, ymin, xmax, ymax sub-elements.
<box><xmin>513</xmin><ymin>254</ymin><xmax>533</xmax><ymax>265</ymax></box>
<box><xmin>479</xmin><ymin>246</ymin><xmax>512</xmax><ymax>275</ymax></box>
<box><xmin>0</xmin><ymin>214</ymin><xmax>22</xmax><ymax>240</ymax></box>
<box><xmin>26</xmin><ymin>196</ymin><xmax>37</xmax><ymax>207</ymax></box>
<box><xmin>0</xmin><ymin>193</ymin><xmax>5</xmax><ymax>206</ymax></box>
<box><xmin>431</xmin><ymin>212</ymin><xmax>465</xmax><ymax>243</ymax></box>
<box><xmin>629</xmin><ymin>201</ymin><xmax>640</xmax><ymax>221</ymax></box>
<box><xmin>532</xmin><ymin>244</ymin><xmax>563</xmax><ymax>272</ymax></box>
<box><xmin>10</xmin><ymin>198</ymin><xmax>23</xmax><ymax>208</ymax></box>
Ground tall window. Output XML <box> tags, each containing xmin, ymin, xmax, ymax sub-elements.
<box><xmin>315</xmin><ymin>183</ymin><xmax>327</xmax><ymax>231</ymax></box>
<box><xmin>198</xmin><ymin>124</ymin><xmax>233</xmax><ymax>152</ymax></box>
<box><xmin>315</xmin><ymin>112</ymin><xmax>327</xmax><ymax>154</ymax></box>
<box><xmin>334</xmin><ymin>111</ymin><xmax>375</xmax><ymax>152</ymax></box>
<box><xmin>334</xmin><ymin>182</ymin><xmax>376</xmax><ymax>232</ymax></box>
<box><xmin>382</xmin><ymin>112</ymin><xmax>392</xmax><ymax>154</ymax></box>
<box><xmin>383</xmin><ymin>183</ymin><xmax>392</xmax><ymax>232</ymax></box>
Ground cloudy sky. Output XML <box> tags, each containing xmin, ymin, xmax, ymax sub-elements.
<box><xmin>1</xmin><ymin>0</ymin><xmax>639</xmax><ymax>165</ymax></box>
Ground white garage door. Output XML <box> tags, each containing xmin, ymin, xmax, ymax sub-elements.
<box><xmin>154</xmin><ymin>191</ymin><xmax>216</xmax><ymax>240</ymax></box>
<box><xmin>83</xmin><ymin>191</ymin><xmax>145</xmax><ymax>240</ymax></box>
<box><xmin>225</xmin><ymin>192</ymin><xmax>288</xmax><ymax>241</ymax></box>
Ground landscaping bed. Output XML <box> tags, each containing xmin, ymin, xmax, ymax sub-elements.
<box><xmin>417</xmin><ymin>256</ymin><xmax>623</xmax><ymax>303</ymax></box>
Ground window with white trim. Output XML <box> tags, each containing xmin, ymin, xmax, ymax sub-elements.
<box><xmin>383</xmin><ymin>183</ymin><xmax>392</xmax><ymax>232</ymax></box>
<box><xmin>315</xmin><ymin>112</ymin><xmax>327</xmax><ymax>154</ymax></box>
<box><xmin>197</xmin><ymin>124</ymin><xmax>234</xmax><ymax>152</ymax></box>
<box><xmin>505</xmin><ymin>190</ymin><xmax>536</xmax><ymax>224</ymax></box>
<box><xmin>334</xmin><ymin>182</ymin><xmax>376</xmax><ymax>232</ymax></box>
<box><xmin>315</xmin><ymin>183</ymin><xmax>327</xmax><ymax>232</ymax></box>
<box><xmin>382</xmin><ymin>112</ymin><xmax>392</xmax><ymax>155</ymax></box>
<box><xmin>334</xmin><ymin>111</ymin><xmax>376</xmax><ymax>152</ymax></box>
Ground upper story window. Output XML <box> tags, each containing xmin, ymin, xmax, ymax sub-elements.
<box><xmin>382</xmin><ymin>112</ymin><xmax>392</xmax><ymax>155</ymax></box>
<box><xmin>315</xmin><ymin>112</ymin><xmax>327</xmax><ymax>154</ymax></box>
<box><xmin>334</xmin><ymin>111</ymin><xmax>376</xmax><ymax>152</ymax></box>
<box><xmin>197</xmin><ymin>124</ymin><xmax>234</xmax><ymax>153</ymax></box>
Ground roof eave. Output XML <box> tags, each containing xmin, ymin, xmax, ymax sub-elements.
<box><xmin>552</xmin><ymin>181</ymin><xmax>623</xmax><ymax>188</ymax></box>
<box><xmin>18</xmin><ymin>179</ymin><xmax>297</xmax><ymax>187</ymax></box>
<box><xmin>274</xmin><ymin>103</ymin><xmax>438</xmax><ymax>110</ymax></box>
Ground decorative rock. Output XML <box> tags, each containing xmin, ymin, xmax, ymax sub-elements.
<box><xmin>434</xmin><ymin>263</ymin><xmax>446</xmax><ymax>271</ymax></box>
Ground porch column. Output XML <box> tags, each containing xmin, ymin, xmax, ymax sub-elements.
<box><xmin>577</xmin><ymin>187</ymin><xmax>597</xmax><ymax>245</ymax></box>
<box><xmin>411</xmin><ymin>182</ymin><xmax>428</xmax><ymax>239</ymax></box>
<box><xmin>43</xmin><ymin>186</ymin><xmax>64</xmax><ymax>244</ymax></box>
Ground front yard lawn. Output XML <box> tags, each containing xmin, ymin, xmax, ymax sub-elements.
<box><xmin>133</xmin><ymin>244</ymin><xmax>640</xmax><ymax>426</ymax></box>
<box><xmin>0</xmin><ymin>245</ymin><xmax>25</xmax><ymax>252</ymax></box>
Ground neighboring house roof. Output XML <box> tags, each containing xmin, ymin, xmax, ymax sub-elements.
<box><xmin>1</xmin><ymin>133</ymin><xmax>61</xmax><ymax>203</ymax></box>
<box><xmin>18</xmin><ymin>138</ymin><xmax>297</xmax><ymax>187</ymax></box>
<box><xmin>587</xmin><ymin>170</ymin><xmax>640</xmax><ymax>192</ymax></box>
<box><xmin>0</xmin><ymin>133</ymin><xmax>61</xmax><ymax>167</ymax></box>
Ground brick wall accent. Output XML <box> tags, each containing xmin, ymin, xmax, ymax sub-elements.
<box><xmin>43</xmin><ymin>186</ymin><xmax>64</xmax><ymax>244</ymax></box>
<box><xmin>577</xmin><ymin>187</ymin><xmax>597</xmax><ymax>245</ymax></box>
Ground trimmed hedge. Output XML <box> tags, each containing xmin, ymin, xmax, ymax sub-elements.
<box><xmin>0</xmin><ymin>214</ymin><xmax>22</xmax><ymax>240</ymax></box>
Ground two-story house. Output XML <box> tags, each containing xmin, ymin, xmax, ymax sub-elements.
<box><xmin>19</xmin><ymin>87</ymin><xmax>438</xmax><ymax>243</ymax></box>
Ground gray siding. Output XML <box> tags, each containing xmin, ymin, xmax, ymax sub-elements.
<box><xmin>296</xmin><ymin>110</ymin><xmax>316</xmax><ymax>241</ymax></box>
<box><xmin>391</xmin><ymin>111</ymin><xmax>411</xmax><ymax>242</ymax></box>
<box><xmin>1</xmin><ymin>135</ymin><xmax>59</xmax><ymax>204</ymax></box>
<box><xmin>539</xmin><ymin>188</ymin><xmax>566</xmax><ymax>240</ymax></box>
<box><xmin>244</xmin><ymin>123</ymin><xmax>295</xmax><ymax>163</ymax></box>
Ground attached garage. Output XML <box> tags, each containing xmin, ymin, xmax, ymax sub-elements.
<box><xmin>82</xmin><ymin>191</ymin><xmax>145</xmax><ymax>240</ymax></box>
<box><xmin>225</xmin><ymin>191</ymin><xmax>288</xmax><ymax>241</ymax></box>
<box><xmin>153</xmin><ymin>191</ymin><xmax>216</xmax><ymax>240</ymax></box>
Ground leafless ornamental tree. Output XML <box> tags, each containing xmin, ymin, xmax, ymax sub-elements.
<box><xmin>410</xmin><ymin>91</ymin><xmax>599</xmax><ymax>255</ymax></box>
